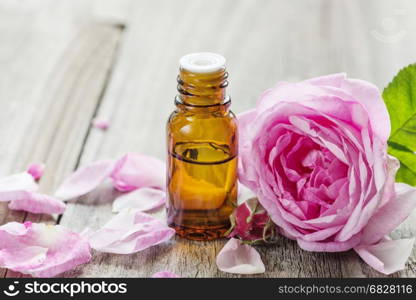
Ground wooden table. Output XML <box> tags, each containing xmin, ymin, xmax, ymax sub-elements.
<box><xmin>0</xmin><ymin>0</ymin><xmax>415</xmax><ymax>278</ymax></box>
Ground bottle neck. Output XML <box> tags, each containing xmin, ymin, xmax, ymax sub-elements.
<box><xmin>176</xmin><ymin>67</ymin><xmax>229</xmax><ymax>108</ymax></box>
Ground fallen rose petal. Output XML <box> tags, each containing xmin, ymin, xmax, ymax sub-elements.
<box><xmin>88</xmin><ymin>209</ymin><xmax>175</xmax><ymax>254</ymax></box>
<box><xmin>361</xmin><ymin>183</ymin><xmax>416</xmax><ymax>245</ymax></box>
<box><xmin>5</xmin><ymin>191</ymin><xmax>66</xmax><ymax>215</ymax></box>
<box><xmin>111</xmin><ymin>153</ymin><xmax>165</xmax><ymax>192</ymax></box>
<box><xmin>92</xmin><ymin>119</ymin><xmax>110</xmax><ymax>130</ymax></box>
<box><xmin>27</xmin><ymin>163</ymin><xmax>45</xmax><ymax>181</ymax></box>
<box><xmin>152</xmin><ymin>271</ymin><xmax>179</xmax><ymax>278</ymax></box>
<box><xmin>112</xmin><ymin>187</ymin><xmax>166</xmax><ymax>213</ymax></box>
<box><xmin>355</xmin><ymin>238</ymin><xmax>415</xmax><ymax>274</ymax></box>
<box><xmin>0</xmin><ymin>172</ymin><xmax>38</xmax><ymax>193</ymax></box>
<box><xmin>216</xmin><ymin>238</ymin><xmax>265</xmax><ymax>274</ymax></box>
<box><xmin>0</xmin><ymin>222</ymin><xmax>91</xmax><ymax>277</ymax></box>
<box><xmin>55</xmin><ymin>160</ymin><xmax>115</xmax><ymax>200</ymax></box>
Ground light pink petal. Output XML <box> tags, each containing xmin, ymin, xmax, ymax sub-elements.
<box><xmin>361</xmin><ymin>183</ymin><xmax>416</xmax><ymax>245</ymax></box>
<box><xmin>152</xmin><ymin>271</ymin><xmax>179</xmax><ymax>278</ymax></box>
<box><xmin>112</xmin><ymin>187</ymin><xmax>166</xmax><ymax>213</ymax></box>
<box><xmin>237</xmin><ymin>182</ymin><xmax>256</xmax><ymax>204</ymax></box>
<box><xmin>340</xmin><ymin>78</ymin><xmax>390</xmax><ymax>142</ymax></box>
<box><xmin>92</xmin><ymin>118</ymin><xmax>110</xmax><ymax>130</ymax></box>
<box><xmin>216</xmin><ymin>238</ymin><xmax>265</xmax><ymax>274</ymax></box>
<box><xmin>0</xmin><ymin>222</ymin><xmax>91</xmax><ymax>277</ymax></box>
<box><xmin>0</xmin><ymin>172</ymin><xmax>38</xmax><ymax>193</ymax></box>
<box><xmin>88</xmin><ymin>209</ymin><xmax>175</xmax><ymax>254</ymax></box>
<box><xmin>0</xmin><ymin>246</ymin><xmax>48</xmax><ymax>271</ymax></box>
<box><xmin>301</xmin><ymin>225</ymin><xmax>343</xmax><ymax>242</ymax></box>
<box><xmin>355</xmin><ymin>238</ymin><xmax>415</xmax><ymax>274</ymax></box>
<box><xmin>111</xmin><ymin>153</ymin><xmax>165</xmax><ymax>192</ymax></box>
<box><xmin>306</xmin><ymin>73</ymin><xmax>346</xmax><ymax>87</ymax></box>
<box><xmin>6</xmin><ymin>191</ymin><xmax>66</xmax><ymax>214</ymax></box>
<box><xmin>55</xmin><ymin>160</ymin><xmax>115</xmax><ymax>200</ymax></box>
<box><xmin>237</xmin><ymin>109</ymin><xmax>260</xmax><ymax>192</ymax></box>
<box><xmin>0</xmin><ymin>222</ymin><xmax>28</xmax><ymax>236</ymax></box>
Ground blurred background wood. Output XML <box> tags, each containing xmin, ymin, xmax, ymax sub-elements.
<box><xmin>0</xmin><ymin>0</ymin><xmax>415</xmax><ymax>277</ymax></box>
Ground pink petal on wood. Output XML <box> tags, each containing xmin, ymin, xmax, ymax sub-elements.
<box><xmin>361</xmin><ymin>183</ymin><xmax>416</xmax><ymax>245</ymax></box>
<box><xmin>88</xmin><ymin>209</ymin><xmax>175</xmax><ymax>254</ymax></box>
<box><xmin>6</xmin><ymin>191</ymin><xmax>66</xmax><ymax>215</ymax></box>
<box><xmin>152</xmin><ymin>271</ymin><xmax>179</xmax><ymax>278</ymax></box>
<box><xmin>355</xmin><ymin>238</ymin><xmax>415</xmax><ymax>274</ymax></box>
<box><xmin>0</xmin><ymin>172</ymin><xmax>38</xmax><ymax>193</ymax></box>
<box><xmin>0</xmin><ymin>222</ymin><xmax>91</xmax><ymax>277</ymax></box>
<box><xmin>216</xmin><ymin>238</ymin><xmax>265</xmax><ymax>274</ymax></box>
<box><xmin>27</xmin><ymin>163</ymin><xmax>45</xmax><ymax>181</ymax></box>
<box><xmin>112</xmin><ymin>187</ymin><xmax>166</xmax><ymax>213</ymax></box>
<box><xmin>55</xmin><ymin>160</ymin><xmax>116</xmax><ymax>200</ymax></box>
<box><xmin>111</xmin><ymin>153</ymin><xmax>165</xmax><ymax>192</ymax></box>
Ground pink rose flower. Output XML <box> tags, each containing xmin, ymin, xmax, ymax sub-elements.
<box><xmin>238</xmin><ymin>74</ymin><xmax>416</xmax><ymax>273</ymax></box>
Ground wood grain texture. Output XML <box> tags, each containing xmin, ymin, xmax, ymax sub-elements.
<box><xmin>1</xmin><ymin>0</ymin><xmax>416</xmax><ymax>278</ymax></box>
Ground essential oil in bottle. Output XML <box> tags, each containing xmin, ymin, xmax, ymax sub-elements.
<box><xmin>166</xmin><ymin>52</ymin><xmax>238</xmax><ymax>241</ymax></box>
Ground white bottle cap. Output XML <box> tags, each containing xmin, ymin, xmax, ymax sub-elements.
<box><xmin>179</xmin><ymin>52</ymin><xmax>226</xmax><ymax>73</ymax></box>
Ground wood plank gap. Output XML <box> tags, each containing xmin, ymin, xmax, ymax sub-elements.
<box><xmin>55</xmin><ymin>23</ymin><xmax>126</xmax><ymax>225</ymax></box>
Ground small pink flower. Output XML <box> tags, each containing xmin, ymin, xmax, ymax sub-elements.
<box><xmin>238</xmin><ymin>74</ymin><xmax>416</xmax><ymax>274</ymax></box>
<box><xmin>227</xmin><ymin>198</ymin><xmax>276</xmax><ymax>243</ymax></box>
<box><xmin>27</xmin><ymin>163</ymin><xmax>45</xmax><ymax>181</ymax></box>
<box><xmin>0</xmin><ymin>222</ymin><xmax>91</xmax><ymax>277</ymax></box>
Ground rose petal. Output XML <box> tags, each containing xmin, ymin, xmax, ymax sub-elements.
<box><xmin>340</xmin><ymin>78</ymin><xmax>391</xmax><ymax>142</ymax></box>
<box><xmin>354</xmin><ymin>238</ymin><xmax>415</xmax><ymax>274</ymax></box>
<box><xmin>216</xmin><ymin>238</ymin><xmax>265</xmax><ymax>274</ymax></box>
<box><xmin>112</xmin><ymin>187</ymin><xmax>166</xmax><ymax>213</ymax></box>
<box><xmin>55</xmin><ymin>160</ymin><xmax>116</xmax><ymax>200</ymax></box>
<box><xmin>27</xmin><ymin>163</ymin><xmax>45</xmax><ymax>181</ymax></box>
<box><xmin>88</xmin><ymin>209</ymin><xmax>175</xmax><ymax>254</ymax></box>
<box><xmin>237</xmin><ymin>109</ymin><xmax>260</xmax><ymax>192</ymax></box>
<box><xmin>0</xmin><ymin>222</ymin><xmax>91</xmax><ymax>277</ymax></box>
<box><xmin>361</xmin><ymin>183</ymin><xmax>416</xmax><ymax>245</ymax></box>
<box><xmin>297</xmin><ymin>233</ymin><xmax>361</xmax><ymax>252</ymax></box>
<box><xmin>92</xmin><ymin>119</ymin><xmax>110</xmax><ymax>130</ymax></box>
<box><xmin>152</xmin><ymin>271</ymin><xmax>179</xmax><ymax>278</ymax></box>
<box><xmin>0</xmin><ymin>172</ymin><xmax>38</xmax><ymax>193</ymax></box>
<box><xmin>110</xmin><ymin>153</ymin><xmax>165</xmax><ymax>192</ymax></box>
<box><xmin>4</xmin><ymin>191</ymin><xmax>66</xmax><ymax>214</ymax></box>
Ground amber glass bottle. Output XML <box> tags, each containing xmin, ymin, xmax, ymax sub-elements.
<box><xmin>166</xmin><ymin>53</ymin><xmax>238</xmax><ymax>241</ymax></box>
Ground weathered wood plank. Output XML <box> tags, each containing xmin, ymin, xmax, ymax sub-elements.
<box><xmin>0</xmin><ymin>8</ymin><xmax>124</xmax><ymax>276</ymax></box>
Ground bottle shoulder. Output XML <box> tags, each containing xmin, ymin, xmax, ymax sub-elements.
<box><xmin>167</xmin><ymin>109</ymin><xmax>238</xmax><ymax>141</ymax></box>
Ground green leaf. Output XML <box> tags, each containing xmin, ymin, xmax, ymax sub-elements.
<box><xmin>383</xmin><ymin>64</ymin><xmax>416</xmax><ymax>186</ymax></box>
